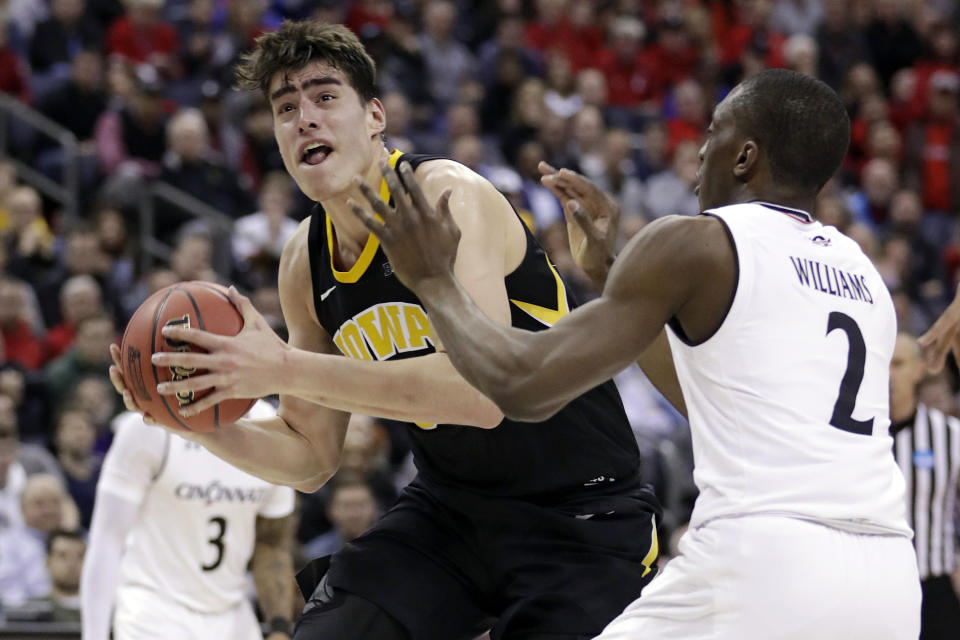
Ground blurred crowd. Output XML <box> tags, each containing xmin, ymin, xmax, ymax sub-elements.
<box><xmin>2</xmin><ymin>0</ymin><xmax>960</xmax><ymax>625</ymax></box>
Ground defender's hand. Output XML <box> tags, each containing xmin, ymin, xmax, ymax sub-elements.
<box><xmin>919</xmin><ymin>285</ymin><xmax>960</xmax><ymax>372</ymax></box>
<box><xmin>349</xmin><ymin>162</ymin><xmax>460</xmax><ymax>293</ymax></box>
<box><xmin>150</xmin><ymin>287</ymin><xmax>289</xmax><ymax>416</ymax></box>
<box><xmin>539</xmin><ymin>162</ymin><xmax>619</xmax><ymax>287</ymax></box>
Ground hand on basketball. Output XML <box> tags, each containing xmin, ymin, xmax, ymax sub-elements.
<box><xmin>539</xmin><ymin>162</ymin><xmax>620</xmax><ymax>285</ymax></box>
<box><xmin>150</xmin><ymin>286</ymin><xmax>289</xmax><ymax>416</ymax></box>
<box><xmin>109</xmin><ymin>343</ymin><xmax>162</xmax><ymax>427</ymax></box>
<box><xmin>349</xmin><ymin>161</ymin><xmax>461</xmax><ymax>293</ymax></box>
<box><xmin>918</xmin><ymin>284</ymin><xmax>960</xmax><ymax>373</ymax></box>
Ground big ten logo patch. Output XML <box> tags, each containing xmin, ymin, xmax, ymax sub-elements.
<box><xmin>164</xmin><ymin>314</ymin><xmax>197</xmax><ymax>407</ymax></box>
<box><xmin>333</xmin><ymin>302</ymin><xmax>434</xmax><ymax>361</ymax></box>
<box><xmin>333</xmin><ymin>302</ymin><xmax>438</xmax><ymax>430</ymax></box>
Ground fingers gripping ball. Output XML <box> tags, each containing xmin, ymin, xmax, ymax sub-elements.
<box><xmin>120</xmin><ymin>281</ymin><xmax>255</xmax><ymax>432</ymax></box>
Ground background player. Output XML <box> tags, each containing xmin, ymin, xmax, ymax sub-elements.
<box><xmin>81</xmin><ymin>400</ymin><xmax>296</xmax><ymax>640</ymax></box>
<box><xmin>351</xmin><ymin>68</ymin><xmax>921</xmax><ymax>639</ymax></box>
<box><xmin>110</xmin><ymin>19</ymin><xmax>661</xmax><ymax>640</ymax></box>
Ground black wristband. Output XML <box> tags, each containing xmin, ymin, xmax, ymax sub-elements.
<box><xmin>269</xmin><ymin>616</ymin><xmax>293</xmax><ymax>636</ymax></box>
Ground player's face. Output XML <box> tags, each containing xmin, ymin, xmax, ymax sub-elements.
<box><xmin>696</xmin><ymin>93</ymin><xmax>742</xmax><ymax>211</ymax></box>
<box><xmin>270</xmin><ymin>62</ymin><xmax>386</xmax><ymax>202</ymax></box>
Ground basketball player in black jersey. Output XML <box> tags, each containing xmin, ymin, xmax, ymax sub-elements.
<box><xmin>107</xmin><ymin>20</ymin><xmax>661</xmax><ymax>640</ymax></box>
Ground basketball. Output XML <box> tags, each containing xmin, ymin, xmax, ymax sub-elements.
<box><xmin>120</xmin><ymin>281</ymin><xmax>256</xmax><ymax>432</ymax></box>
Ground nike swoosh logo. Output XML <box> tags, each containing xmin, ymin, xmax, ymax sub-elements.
<box><xmin>509</xmin><ymin>258</ymin><xmax>569</xmax><ymax>327</ymax></box>
<box><xmin>320</xmin><ymin>285</ymin><xmax>337</xmax><ymax>301</ymax></box>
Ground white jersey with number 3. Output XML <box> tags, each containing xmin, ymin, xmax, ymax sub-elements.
<box><xmin>99</xmin><ymin>401</ymin><xmax>295</xmax><ymax>613</ymax></box>
<box><xmin>666</xmin><ymin>202</ymin><xmax>910</xmax><ymax>536</ymax></box>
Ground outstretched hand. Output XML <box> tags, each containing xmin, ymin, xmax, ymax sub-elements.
<box><xmin>150</xmin><ymin>286</ymin><xmax>289</xmax><ymax>416</ymax></box>
<box><xmin>539</xmin><ymin>162</ymin><xmax>620</xmax><ymax>286</ymax></box>
<box><xmin>349</xmin><ymin>161</ymin><xmax>460</xmax><ymax>293</ymax></box>
<box><xmin>918</xmin><ymin>286</ymin><xmax>960</xmax><ymax>373</ymax></box>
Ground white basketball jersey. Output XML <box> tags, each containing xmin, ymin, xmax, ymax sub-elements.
<box><xmin>99</xmin><ymin>402</ymin><xmax>295</xmax><ymax>613</ymax></box>
<box><xmin>666</xmin><ymin>202</ymin><xmax>910</xmax><ymax>536</ymax></box>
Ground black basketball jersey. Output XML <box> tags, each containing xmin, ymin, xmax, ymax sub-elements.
<box><xmin>307</xmin><ymin>151</ymin><xmax>640</xmax><ymax>497</ymax></box>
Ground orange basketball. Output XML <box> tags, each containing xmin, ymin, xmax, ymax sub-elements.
<box><xmin>120</xmin><ymin>281</ymin><xmax>255</xmax><ymax>432</ymax></box>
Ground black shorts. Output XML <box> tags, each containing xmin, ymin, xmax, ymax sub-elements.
<box><xmin>300</xmin><ymin>474</ymin><xmax>661</xmax><ymax>640</ymax></box>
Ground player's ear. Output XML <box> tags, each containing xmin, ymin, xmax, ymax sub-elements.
<box><xmin>367</xmin><ymin>98</ymin><xmax>386</xmax><ymax>138</ymax></box>
<box><xmin>732</xmin><ymin>139</ymin><xmax>759</xmax><ymax>182</ymax></box>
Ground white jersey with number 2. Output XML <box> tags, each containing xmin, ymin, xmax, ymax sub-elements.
<box><xmin>666</xmin><ymin>202</ymin><xmax>910</xmax><ymax>537</ymax></box>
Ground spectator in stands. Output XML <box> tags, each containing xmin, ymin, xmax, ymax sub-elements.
<box><xmin>666</xmin><ymin>79</ymin><xmax>707</xmax><ymax>150</ymax></box>
<box><xmin>642</xmin><ymin>140</ymin><xmax>701</xmax><ymax>219</ymax></box>
<box><xmin>232</xmin><ymin>172</ymin><xmax>298</xmax><ymax>290</ymax></box>
<box><xmin>595</xmin><ymin>15</ymin><xmax>653</xmax><ymax>117</ymax></box>
<box><xmin>238</xmin><ymin>96</ymin><xmax>285</xmax><ymax>193</ymax></box>
<box><xmin>34</xmin><ymin>49</ymin><xmax>106</xmax><ymax>195</ymax></box>
<box><xmin>0</xmin><ymin>396</ymin><xmax>63</xmax><ymax>484</ymax></box>
<box><xmin>815</xmin><ymin>0</ymin><xmax>871</xmax><ymax>89</ymax></box>
<box><xmin>0</xmin><ymin>364</ymin><xmax>48</xmax><ymax>446</ymax></box>
<box><xmin>644</xmin><ymin>16</ymin><xmax>699</xmax><ymax>99</ymax></box>
<box><xmin>67</xmin><ymin>375</ymin><xmax>117</xmax><ymax>454</ymax></box>
<box><xmin>44</xmin><ymin>275</ymin><xmax>104</xmax><ymax>362</ymax></box>
<box><xmin>783</xmin><ymin>32</ymin><xmax>818</xmax><ymax>77</ymax></box>
<box><xmin>2</xmin><ymin>186</ymin><xmax>56</xmax><ymax>282</ymax></box>
<box><xmin>771</xmin><ymin>0</ymin><xmax>823</xmax><ymax>37</ymax></box>
<box><xmin>95</xmin><ymin>64</ymin><xmax>170</xmax><ymax>180</ymax></box>
<box><xmin>846</xmin><ymin>156</ymin><xmax>898</xmax><ymax>228</ymax></box>
<box><xmin>0</xmin><ymin>516</ymin><xmax>49</xmax><ymax>607</ymax></box>
<box><xmin>903</xmin><ymin>70</ymin><xmax>960</xmax><ymax>217</ymax></box>
<box><xmin>28</xmin><ymin>0</ymin><xmax>102</xmax><ymax>88</ymax></box>
<box><xmin>0</xmin><ymin>473</ymin><xmax>79</xmax><ymax>607</ymax></box>
<box><xmin>302</xmin><ymin>473</ymin><xmax>379</xmax><ymax>560</ymax></box>
<box><xmin>864</xmin><ymin>0</ymin><xmax>923</xmax><ymax>87</ymax></box>
<box><xmin>13</xmin><ymin>529</ymin><xmax>85</xmax><ymax>622</ymax></box>
<box><xmin>92</xmin><ymin>207</ymin><xmax>135</xmax><ymax>315</ymax></box>
<box><xmin>0</xmin><ymin>13</ymin><xmax>31</xmax><ymax>104</ymax></box>
<box><xmin>419</xmin><ymin>1</ymin><xmax>477</xmax><ymax>108</ymax></box>
<box><xmin>0</xmin><ymin>277</ymin><xmax>45</xmax><ymax>372</ymax></box>
<box><xmin>159</xmin><ymin>107</ymin><xmax>251</xmax><ymax>238</ymax></box>
<box><xmin>36</xmin><ymin>222</ymin><xmax>115</xmax><ymax>329</ymax></box>
<box><xmin>169</xmin><ymin>230</ymin><xmax>218</xmax><ymax>283</ymax></box>
<box><xmin>569</xmin><ymin>105</ymin><xmax>607</xmax><ymax>178</ymax></box>
<box><xmin>52</xmin><ymin>408</ymin><xmax>101</xmax><ymax>530</ymax></box>
<box><xmin>575</xmin><ymin>67</ymin><xmax>608</xmax><ymax>112</ymax></box>
<box><xmin>43</xmin><ymin>313</ymin><xmax>115</xmax><ymax>416</ymax></box>
<box><xmin>589</xmin><ymin>128</ymin><xmax>645</xmax><ymax>222</ymax></box>
<box><xmin>105</xmin><ymin>0</ymin><xmax>179</xmax><ymax>77</ymax></box>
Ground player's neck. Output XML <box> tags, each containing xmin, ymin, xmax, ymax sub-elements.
<box><xmin>321</xmin><ymin>145</ymin><xmax>392</xmax><ymax>246</ymax></box>
<box><xmin>736</xmin><ymin>185</ymin><xmax>817</xmax><ymax>216</ymax></box>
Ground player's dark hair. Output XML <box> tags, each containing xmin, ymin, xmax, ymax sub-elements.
<box><xmin>729</xmin><ymin>69</ymin><xmax>850</xmax><ymax>191</ymax></box>
<box><xmin>235</xmin><ymin>20</ymin><xmax>377</xmax><ymax>103</ymax></box>
<box><xmin>46</xmin><ymin>528</ymin><xmax>85</xmax><ymax>555</ymax></box>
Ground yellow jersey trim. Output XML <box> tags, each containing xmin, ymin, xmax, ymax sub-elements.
<box><xmin>329</xmin><ymin>149</ymin><xmax>404</xmax><ymax>283</ymax></box>
<box><xmin>509</xmin><ymin>256</ymin><xmax>570</xmax><ymax>327</ymax></box>
<box><xmin>641</xmin><ymin>513</ymin><xmax>658</xmax><ymax>577</ymax></box>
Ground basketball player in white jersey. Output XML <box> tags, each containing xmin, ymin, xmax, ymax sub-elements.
<box><xmin>81</xmin><ymin>400</ymin><xmax>297</xmax><ymax>640</ymax></box>
<box><xmin>350</xmin><ymin>68</ymin><xmax>922</xmax><ymax>639</ymax></box>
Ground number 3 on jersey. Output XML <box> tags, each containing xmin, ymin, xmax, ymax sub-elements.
<box><xmin>826</xmin><ymin>312</ymin><xmax>874</xmax><ymax>436</ymax></box>
<box><xmin>202</xmin><ymin>515</ymin><xmax>227</xmax><ymax>571</ymax></box>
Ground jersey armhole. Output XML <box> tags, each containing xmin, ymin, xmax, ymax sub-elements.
<box><xmin>667</xmin><ymin>212</ymin><xmax>740</xmax><ymax>347</ymax></box>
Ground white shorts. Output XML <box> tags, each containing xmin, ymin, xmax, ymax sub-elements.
<box><xmin>114</xmin><ymin>583</ymin><xmax>262</xmax><ymax>640</ymax></box>
<box><xmin>595</xmin><ymin>515</ymin><xmax>920</xmax><ymax>640</ymax></box>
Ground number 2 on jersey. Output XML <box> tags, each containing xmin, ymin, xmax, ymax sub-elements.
<box><xmin>202</xmin><ymin>516</ymin><xmax>227</xmax><ymax>571</ymax></box>
<box><xmin>826</xmin><ymin>312</ymin><xmax>874</xmax><ymax>436</ymax></box>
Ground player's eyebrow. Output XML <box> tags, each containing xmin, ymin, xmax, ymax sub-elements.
<box><xmin>270</xmin><ymin>77</ymin><xmax>343</xmax><ymax>103</ymax></box>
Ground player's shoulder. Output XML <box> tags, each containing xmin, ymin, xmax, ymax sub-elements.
<box><xmin>279</xmin><ymin>217</ymin><xmax>313</xmax><ymax>270</ymax></box>
<box><xmin>106</xmin><ymin>411</ymin><xmax>169</xmax><ymax>458</ymax></box>
<box><xmin>413</xmin><ymin>157</ymin><xmax>498</xmax><ymax>199</ymax></box>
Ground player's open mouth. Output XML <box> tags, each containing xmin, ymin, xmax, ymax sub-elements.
<box><xmin>302</xmin><ymin>142</ymin><xmax>332</xmax><ymax>166</ymax></box>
